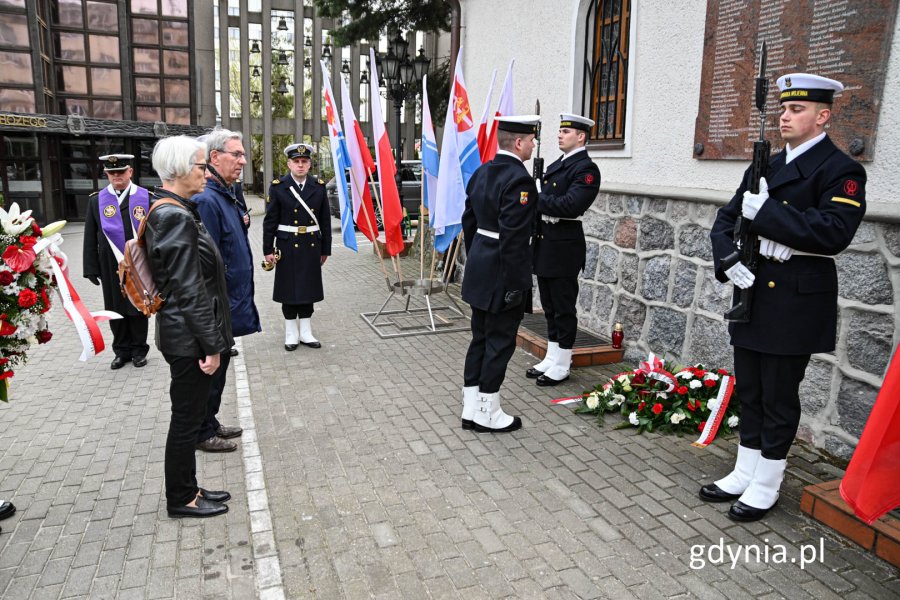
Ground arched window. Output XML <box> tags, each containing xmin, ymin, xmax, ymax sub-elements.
<box><xmin>581</xmin><ymin>0</ymin><xmax>631</xmax><ymax>147</ymax></box>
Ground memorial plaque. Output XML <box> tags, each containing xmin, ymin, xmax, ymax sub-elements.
<box><xmin>693</xmin><ymin>0</ymin><xmax>898</xmax><ymax>161</ymax></box>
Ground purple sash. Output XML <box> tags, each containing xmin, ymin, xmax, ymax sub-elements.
<box><xmin>98</xmin><ymin>186</ymin><xmax>150</xmax><ymax>253</ymax></box>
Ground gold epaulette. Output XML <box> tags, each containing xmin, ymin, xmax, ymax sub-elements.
<box><xmin>318</xmin><ymin>178</ymin><xmax>325</xmax><ymax>185</ymax></box>
<box><xmin>272</xmin><ymin>178</ymin><xmax>280</xmax><ymax>185</ymax></box>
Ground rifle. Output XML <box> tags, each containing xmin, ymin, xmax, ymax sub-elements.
<box><xmin>532</xmin><ymin>99</ymin><xmax>544</xmax><ymax>181</ymax></box>
<box><xmin>722</xmin><ymin>41</ymin><xmax>769</xmax><ymax>323</ymax></box>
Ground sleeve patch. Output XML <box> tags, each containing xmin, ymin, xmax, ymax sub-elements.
<box><xmin>843</xmin><ymin>180</ymin><xmax>859</xmax><ymax>196</ymax></box>
<box><xmin>520</xmin><ymin>191</ymin><xmax>529</xmax><ymax>205</ymax></box>
<box><xmin>584</xmin><ymin>174</ymin><xmax>595</xmax><ymax>185</ymax></box>
<box><xmin>831</xmin><ymin>196</ymin><xmax>861</xmax><ymax>208</ymax></box>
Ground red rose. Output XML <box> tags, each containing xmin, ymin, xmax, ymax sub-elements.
<box><xmin>687</xmin><ymin>400</ymin><xmax>697</xmax><ymax>412</ymax></box>
<box><xmin>638</xmin><ymin>401</ymin><xmax>646</xmax><ymax>411</ymax></box>
<box><xmin>694</xmin><ymin>369</ymin><xmax>706</xmax><ymax>377</ymax></box>
<box><xmin>39</xmin><ymin>287</ymin><xmax>51</xmax><ymax>313</ymax></box>
<box><xmin>18</xmin><ymin>235</ymin><xmax>37</xmax><ymax>248</ymax></box>
<box><xmin>652</xmin><ymin>403</ymin><xmax>663</xmax><ymax>415</ymax></box>
<box><xmin>677</xmin><ymin>385</ymin><xmax>688</xmax><ymax>395</ymax></box>
<box><xmin>0</xmin><ymin>271</ymin><xmax>13</xmax><ymax>286</ymax></box>
<box><xmin>632</xmin><ymin>372</ymin><xmax>646</xmax><ymax>385</ymax></box>
<box><xmin>18</xmin><ymin>288</ymin><xmax>37</xmax><ymax>308</ymax></box>
<box><xmin>35</xmin><ymin>329</ymin><xmax>52</xmax><ymax>344</ymax></box>
<box><xmin>717</xmin><ymin>368</ymin><xmax>728</xmax><ymax>375</ymax></box>
<box><xmin>704</xmin><ymin>379</ymin><xmax>716</xmax><ymax>388</ymax></box>
<box><xmin>698</xmin><ymin>420</ymin><xmax>706</xmax><ymax>432</ymax></box>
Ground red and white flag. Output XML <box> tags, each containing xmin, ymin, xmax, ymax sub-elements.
<box><xmin>339</xmin><ymin>74</ymin><xmax>379</xmax><ymax>241</ymax></box>
<box><xmin>476</xmin><ymin>69</ymin><xmax>497</xmax><ymax>162</ymax></box>
<box><xmin>483</xmin><ymin>59</ymin><xmax>516</xmax><ymax>163</ymax></box>
<box><xmin>368</xmin><ymin>47</ymin><xmax>405</xmax><ymax>256</ymax></box>
<box><xmin>841</xmin><ymin>344</ymin><xmax>900</xmax><ymax>524</ymax></box>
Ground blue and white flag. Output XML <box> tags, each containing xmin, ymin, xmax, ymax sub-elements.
<box><xmin>321</xmin><ymin>61</ymin><xmax>357</xmax><ymax>251</ymax></box>
<box><xmin>421</xmin><ymin>74</ymin><xmax>439</xmax><ymax>225</ymax></box>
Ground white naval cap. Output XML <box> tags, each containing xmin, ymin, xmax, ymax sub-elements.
<box><xmin>99</xmin><ymin>154</ymin><xmax>134</xmax><ymax>171</ymax></box>
<box><xmin>284</xmin><ymin>143</ymin><xmax>314</xmax><ymax>159</ymax></box>
<box><xmin>776</xmin><ymin>73</ymin><xmax>844</xmax><ymax>104</ymax></box>
<box><xmin>559</xmin><ymin>113</ymin><xmax>594</xmax><ymax>132</ymax></box>
<box><xmin>495</xmin><ymin>114</ymin><xmax>540</xmax><ymax>134</ymax></box>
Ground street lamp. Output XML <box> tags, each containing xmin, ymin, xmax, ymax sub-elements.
<box><xmin>376</xmin><ymin>33</ymin><xmax>430</xmax><ymax>212</ymax></box>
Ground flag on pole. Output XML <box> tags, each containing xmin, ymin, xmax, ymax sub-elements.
<box><xmin>476</xmin><ymin>68</ymin><xmax>497</xmax><ymax>162</ymax></box>
<box><xmin>433</xmin><ymin>47</ymin><xmax>482</xmax><ymax>253</ymax></box>
<box><xmin>339</xmin><ymin>74</ymin><xmax>379</xmax><ymax>242</ymax></box>
<box><xmin>483</xmin><ymin>59</ymin><xmax>516</xmax><ymax>163</ymax></box>
<box><xmin>368</xmin><ymin>48</ymin><xmax>405</xmax><ymax>256</ymax></box>
<box><xmin>320</xmin><ymin>61</ymin><xmax>357</xmax><ymax>252</ymax></box>
<box><xmin>840</xmin><ymin>344</ymin><xmax>900</xmax><ymax>524</ymax></box>
<box><xmin>421</xmin><ymin>74</ymin><xmax>439</xmax><ymax>225</ymax></box>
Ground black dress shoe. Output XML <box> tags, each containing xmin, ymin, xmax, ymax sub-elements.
<box><xmin>474</xmin><ymin>416</ymin><xmax>522</xmax><ymax>433</ymax></box>
<box><xmin>299</xmin><ymin>340</ymin><xmax>322</xmax><ymax>349</ymax></box>
<box><xmin>461</xmin><ymin>418</ymin><xmax>474</xmax><ymax>430</ymax></box>
<box><xmin>132</xmin><ymin>356</ymin><xmax>148</xmax><ymax>368</ymax></box>
<box><xmin>110</xmin><ymin>356</ymin><xmax>130</xmax><ymax>370</ymax></box>
<box><xmin>195</xmin><ymin>436</ymin><xmax>237</xmax><ymax>452</ymax></box>
<box><xmin>167</xmin><ymin>496</ymin><xmax>229</xmax><ymax>519</ymax></box>
<box><xmin>285</xmin><ymin>343</ymin><xmax>298</xmax><ymax>351</ymax></box>
<box><xmin>728</xmin><ymin>499</ymin><xmax>777</xmax><ymax>522</ymax></box>
<box><xmin>229</xmin><ymin>348</ymin><xmax>239</xmax><ymax>357</ymax></box>
<box><xmin>525</xmin><ymin>367</ymin><xmax>544</xmax><ymax>379</ymax></box>
<box><xmin>0</xmin><ymin>500</ymin><xmax>16</xmax><ymax>521</ymax></box>
<box><xmin>215</xmin><ymin>425</ymin><xmax>243</xmax><ymax>439</ymax></box>
<box><xmin>699</xmin><ymin>483</ymin><xmax>741</xmax><ymax>503</ymax></box>
<box><xmin>199</xmin><ymin>488</ymin><xmax>231</xmax><ymax>503</ymax></box>
<box><xmin>536</xmin><ymin>373</ymin><xmax>569</xmax><ymax>387</ymax></box>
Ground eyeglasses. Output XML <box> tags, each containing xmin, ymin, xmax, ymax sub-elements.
<box><xmin>194</xmin><ymin>163</ymin><xmax>208</xmax><ymax>170</ymax></box>
<box><xmin>220</xmin><ymin>150</ymin><xmax>246</xmax><ymax>159</ymax></box>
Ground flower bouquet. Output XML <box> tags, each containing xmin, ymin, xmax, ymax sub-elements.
<box><xmin>0</xmin><ymin>203</ymin><xmax>65</xmax><ymax>401</ymax></box>
<box><xmin>576</xmin><ymin>353</ymin><xmax>740</xmax><ymax>444</ymax></box>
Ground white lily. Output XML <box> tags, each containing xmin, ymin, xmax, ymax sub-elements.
<box><xmin>0</xmin><ymin>202</ymin><xmax>35</xmax><ymax>235</ymax></box>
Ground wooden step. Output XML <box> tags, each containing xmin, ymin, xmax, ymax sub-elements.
<box><xmin>516</xmin><ymin>311</ymin><xmax>625</xmax><ymax>366</ymax></box>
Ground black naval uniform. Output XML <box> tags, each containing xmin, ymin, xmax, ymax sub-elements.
<box><xmin>461</xmin><ymin>152</ymin><xmax>539</xmax><ymax>393</ymax></box>
<box><xmin>534</xmin><ymin>148</ymin><xmax>601</xmax><ymax>348</ymax></box>
<box><xmin>263</xmin><ymin>174</ymin><xmax>332</xmax><ymax>317</ymax></box>
<box><xmin>84</xmin><ymin>186</ymin><xmax>150</xmax><ymax>362</ymax></box>
<box><xmin>710</xmin><ymin>134</ymin><xmax>866</xmax><ymax>460</ymax></box>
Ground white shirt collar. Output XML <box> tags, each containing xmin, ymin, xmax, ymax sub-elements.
<box><xmin>562</xmin><ymin>146</ymin><xmax>587</xmax><ymax>162</ymax></box>
<box><xmin>496</xmin><ymin>149</ymin><xmax>524</xmax><ymax>163</ymax></box>
<box><xmin>784</xmin><ymin>132</ymin><xmax>826</xmax><ymax>164</ymax></box>
<box><xmin>107</xmin><ymin>182</ymin><xmax>136</xmax><ymax>205</ymax></box>
<box><xmin>291</xmin><ymin>175</ymin><xmax>307</xmax><ymax>187</ymax></box>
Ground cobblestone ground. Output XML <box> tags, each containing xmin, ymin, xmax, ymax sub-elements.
<box><xmin>0</xmin><ymin>199</ymin><xmax>897</xmax><ymax>599</ymax></box>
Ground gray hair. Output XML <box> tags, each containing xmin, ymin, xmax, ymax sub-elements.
<box><xmin>152</xmin><ymin>135</ymin><xmax>205</xmax><ymax>181</ymax></box>
<box><xmin>203</xmin><ymin>126</ymin><xmax>243</xmax><ymax>158</ymax></box>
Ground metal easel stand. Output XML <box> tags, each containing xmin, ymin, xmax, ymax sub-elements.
<box><xmin>360</xmin><ymin>277</ymin><xmax>469</xmax><ymax>339</ymax></box>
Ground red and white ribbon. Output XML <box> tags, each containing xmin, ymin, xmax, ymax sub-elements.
<box><xmin>35</xmin><ymin>236</ymin><xmax>121</xmax><ymax>361</ymax></box>
<box><xmin>692</xmin><ymin>375</ymin><xmax>735</xmax><ymax>448</ymax></box>
<box><xmin>550</xmin><ymin>395</ymin><xmax>584</xmax><ymax>406</ymax></box>
<box><xmin>637</xmin><ymin>352</ymin><xmax>677</xmax><ymax>392</ymax></box>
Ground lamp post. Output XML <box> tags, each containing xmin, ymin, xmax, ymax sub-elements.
<box><xmin>377</xmin><ymin>33</ymin><xmax>430</xmax><ymax>210</ymax></box>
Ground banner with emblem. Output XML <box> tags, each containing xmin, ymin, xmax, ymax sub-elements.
<box><xmin>98</xmin><ymin>185</ymin><xmax>149</xmax><ymax>261</ymax></box>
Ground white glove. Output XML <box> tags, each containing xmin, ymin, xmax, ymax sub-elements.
<box><xmin>759</xmin><ymin>237</ymin><xmax>793</xmax><ymax>262</ymax></box>
<box><xmin>742</xmin><ymin>177</ymin><xmax>768</xmax><ymax>220</ymax></box>
<box><xmin>725</xmin><ymin>262</ymin><xmax>756</xmax><ymax>289</ymax></box>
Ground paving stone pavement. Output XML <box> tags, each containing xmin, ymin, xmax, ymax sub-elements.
<box><xmin>0</xmin><ymin>201</ymin><xmax>897</xmax><ymax>599</ymax></box>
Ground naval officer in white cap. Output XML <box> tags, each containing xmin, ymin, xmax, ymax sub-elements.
<box><xmin>705</xmin><ymin>73</ymin><xmax>866</xmax><ymax>522</ymax></box>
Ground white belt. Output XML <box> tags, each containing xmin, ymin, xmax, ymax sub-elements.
<box><xmin>791</xmin><ymin>250</ymin><xmax>831</xmax><ymax>258</ymax></box>
<box><xmin>476</xmin><ymin>228</ymin><xmax>499</xmax><ymax>239</ymax></box>
<box><xmin>278</xmin><ymin>224</ymin><xmax>320</xmax><ymax>234</ymax></box>
<box><xmin>541</xmin><ymin>215</ymin><xmax>582</xmax><ymax>224</ymax></box>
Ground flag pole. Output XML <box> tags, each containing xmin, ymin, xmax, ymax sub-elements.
<box><xmin>419</xmin><ymin>182</ymin><xmax>426</xmax><ymax>281</ymax></box>
<box><xmin>356</xmin><ymin>172</ymin><xmax>392</xmax><ymax>286</ymax></box>
<box><xmin>367</xmin><ymin>169</ymin><xmax>404</xmax><ymax>289</ymax></box>
<box><xmin>444</xmin><ymin>231</ymin><xmax>464</xmax><ymax>284</ymax></box>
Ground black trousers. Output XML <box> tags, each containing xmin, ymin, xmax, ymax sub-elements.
<box><xmin>537</xmin><ymin>276</ymin><xmax>580</xmax><ymax>349</ymax></box>
<box><xmin>110</xmin><ymin>315</ymin><xmax>149</xmax><ymax>360</ymax></box>
<box><xmin>733</xmin><ymin>346</ymin><xmax>811</xmax><ymax>460</ymax></box>
<box><xmin>197</xmin><ymin>352</ymin><xmax>231</xmax><ymax>443</ymax></box>
<box><xmin>463</xmin><ymin>305</ymin><xmax>524</xmax><ymax>394</ymax></box>
<box><xmin>163</xmin><ymin>354</ymin><xmax>212</xmax><ymax>507</ymax></box>
<box><xmin>282</xmin><ymin>303</ymin><xmax>314</xmax><ymax>319</ymax></box>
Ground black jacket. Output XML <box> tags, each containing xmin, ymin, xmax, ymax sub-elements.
<box><xmin>461</xmin><ymin>153</ymin><xmax>538</xmax><ymax>313</ymax></box>
<box><xmin>144</xmin><ymin>192</ymin><xmax>233</xmax><ymax>358</ymax></box>
<box><xmin>533</xmin><ymin>150</ymin><xmax>601</xmax><ymax>277</ymax></box>
<box><xmin>710</xmin><ymin>135</ymin><xmax>866</xmax><ymax>355</ymax></box>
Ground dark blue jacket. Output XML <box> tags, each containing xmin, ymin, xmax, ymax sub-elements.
<box><xmin>193</xmin><ymin>178</ymin><xmax>262</xmax><ymax>337</ymax></box>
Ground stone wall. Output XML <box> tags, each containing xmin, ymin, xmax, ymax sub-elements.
<box><xmin>572</xmin><ymin>191</ymin><xmax>900</xmax><ymax>459</ymax></box>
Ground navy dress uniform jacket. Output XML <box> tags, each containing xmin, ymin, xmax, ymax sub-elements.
<box><xmin>193</xmin><ymin>178</ymin><xmax>261</xmax><ymax>337</ymax></box>
<box><xmin>710</xmin><ymin>135</ymin><xmax>866</xmax><ymax>356</ymax></box>
<box><xmin>461</xmin><ymin>154</ymin><xmax>538</xmax><ymax>313</ymax></box>
<box><xmin>263</xmin><ymin>174</ymin><xmax>332</xmax><ymax>304</ymax></box>
<box><xmin>83</xmin><ymin>187</ymin><xmax>144</xmax><ymax>317</ymax></box>
<box><xmin>534</xmin><ymin>150</ymin><xmax>601</xmax><ymax>277</ymax></box>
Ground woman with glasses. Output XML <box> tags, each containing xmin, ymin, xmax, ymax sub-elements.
<box><xmin>145</xmin><ymin>135</ymin><xmax>234</xmax><ymax>518</ymax></box>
